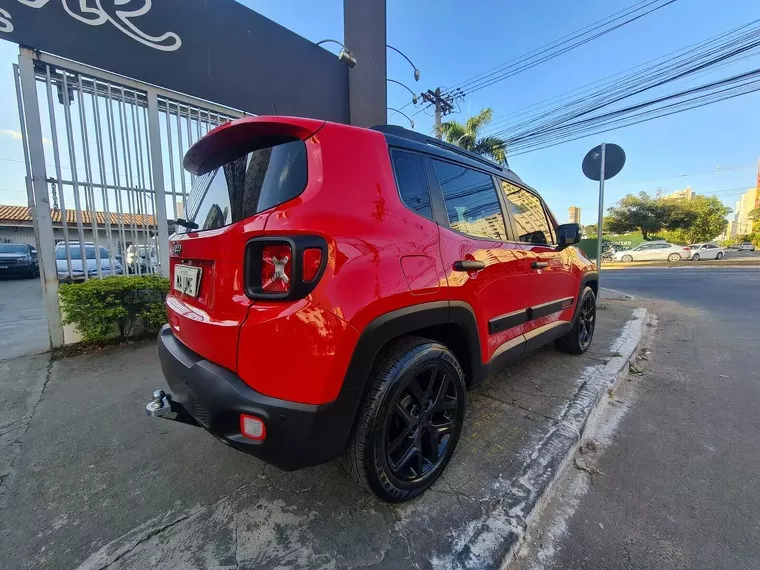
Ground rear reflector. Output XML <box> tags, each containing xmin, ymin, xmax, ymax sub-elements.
<box><xmin>240</xmin><ymin>414</ymin><xmax>266</xmax><ymax>440</ymax></box>
<box><xmin>302</xmin><ymin>248</ymin><xmax>322</xmax><ymax>282</ymax></box>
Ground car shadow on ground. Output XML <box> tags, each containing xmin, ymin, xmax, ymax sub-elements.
<box><xmin>0</xmin><ymin>302</ymin><xmax>635</xmax><ymax>570</ymax></box>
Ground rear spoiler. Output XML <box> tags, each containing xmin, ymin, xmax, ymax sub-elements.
<box><xmin>183</xmin><ymin>116</ymin><xmax>325</xmax><ymax>175</ymax></box>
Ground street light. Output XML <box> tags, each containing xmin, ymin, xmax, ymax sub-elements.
<box><xmin>315</xmin><ymin>39</ymin><xmax>357</xmax><ymax>68</ymax></box>
<box><xmin>387</xmin><ymin>79</ymin><xmax>418</xmax><ymax>105</ymax></box>
<box><xmin>388</xmin><ymin>107</ymin><xmax>415</xmax><ymax>129</ymax></box>
<box><xmin>387</xmin><ymin>45</ymin><xmax>420</xmax><ymax>81</ymax></box>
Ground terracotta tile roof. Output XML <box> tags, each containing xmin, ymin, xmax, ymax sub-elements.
<box><xmin>0</xmin><ymin>205</ymin><xmax>156</xmax><ymax>226</ymax></box>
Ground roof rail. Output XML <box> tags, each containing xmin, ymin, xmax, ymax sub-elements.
<box><xmin>371</xmin><ymin>124</ymin><xmax>508</xmax><ymax>171</ymax></box>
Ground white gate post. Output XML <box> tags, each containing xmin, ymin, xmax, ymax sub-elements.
<box><xmin>18</xmin><ymin>48</ymin><xmax>64</xmax><ymax>348</ymax></box>
<box><xmin>146</xmin><ymin>89</ymin><xmax>170</xmax><ymax>277</ymax></box>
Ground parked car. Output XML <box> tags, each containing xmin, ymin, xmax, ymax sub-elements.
<box><xmin>146</xmin><ymin>117</ymin><xmax>598</xmax><ymax>502</ymax></box>
<box><xmin>126</xmin><ymin>244</ymin><xmax>158</xmax><ymax>274</ymax></box>
<box><xmin>737</xmin><ymin>241</ymin><xmax>756</xmax><ymax>252</ymax></box>
<box><xmin>55</xmin><ymin>242</ymin><xmax>123</xmax><ymax>281</ymax></box>
<box><xmin>688</xmin><ymin>243</ymin><xmax>725</xmax><ymax>261</ymax></box>
<box><xmin>612</xmin><ymin>241</ymin><xmax>691</xmax><ymax>263</ymax></box>
<box><xmin>0</xmin><ymin>243</ymin><xmax>38</xmax><ymax>278</ymax></box>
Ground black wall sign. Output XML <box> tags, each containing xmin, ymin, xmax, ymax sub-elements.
<box><xmin>0</xmin><ymin>0</ymin><xmax>349</xmax><ymax>123</ymax></box>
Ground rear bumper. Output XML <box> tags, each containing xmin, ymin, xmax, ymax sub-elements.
<box><xmin>156</xmin><ymin>324</ymin><xmax>360</xmax><ymax>471</ymax></box>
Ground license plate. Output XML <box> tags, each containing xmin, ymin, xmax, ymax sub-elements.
<box><xmin>174</xmin><ymin>265</ymin><xmax>202</xmax><ymax>297</ymax></box>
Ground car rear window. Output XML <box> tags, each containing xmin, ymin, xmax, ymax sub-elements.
<box><xmin>184</xmin><ymin>139</ymin><xmax>307</xmax><ymax>233</ymax></box>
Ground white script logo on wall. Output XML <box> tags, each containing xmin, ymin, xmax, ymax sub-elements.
<box><xmin>0</xmin><ymin>9</ymin><xmax>14</xmax><ymax>33</ymax></box>
<box><xmin>4</xmin><ymin>0</ymin><xmax>182</xmax><ymax>52</ymax></box>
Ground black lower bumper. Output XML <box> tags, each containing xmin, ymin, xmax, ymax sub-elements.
<box><xmin>155</xmin><ymin>325</ymin><xmax>361</xmax><ymax>471</ymax></box>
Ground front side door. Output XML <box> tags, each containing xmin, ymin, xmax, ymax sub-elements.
<box><xmin>498</xmin><ymin>179</ymin><xmax>578</xmax><ymax>346</ymax></box>
<box><xmin>427</xmin><ymin>157</ymin><xmax>531</xmax><ymax>370</ymax></box>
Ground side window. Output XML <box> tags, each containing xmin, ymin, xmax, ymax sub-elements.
<box><xmin>431</xmin><ymin>159</ymin><xmax>507</xmax><ymax>240</ymax></box>
<box><xmin>499</xmin><ymin>180</ymin><xmax>554</xmax><ymax>245</ymax></box>
<box><xmin>391</xmin><ymin>151</ymin><xmax>433</xmax><ymax>220</ymax></box>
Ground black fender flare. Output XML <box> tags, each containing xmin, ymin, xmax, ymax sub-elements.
<box><xmin>572</xmin><ymin>271</ymin><xmax>599</xmax><ymax>322</ymax></box>
<box><xmin>342</xmin><ymin>300</ymin><xmax>481</xmax><ymax>393</ymax></box>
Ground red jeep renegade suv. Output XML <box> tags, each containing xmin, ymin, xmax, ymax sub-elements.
<box><xmin>148</xmin><ymin>116</ymin><xmax>598</xmax><ymax>502</ymax></box>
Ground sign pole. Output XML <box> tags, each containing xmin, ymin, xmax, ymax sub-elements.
<box><xmin>596</xmin><ymin>142</ymin><xmax>607</xmax><ymax>278</ymax></box>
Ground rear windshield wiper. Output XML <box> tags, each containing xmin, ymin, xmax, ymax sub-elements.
<box><xmin>172</xmin><ymin>218</ymin><xmax>198</xmax><ymax>230</ymax></box>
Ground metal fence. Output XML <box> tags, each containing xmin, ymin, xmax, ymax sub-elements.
<box><xmin>15</xmin><ymin>48</ymin><xmax>241</xmax><ymax>347</ymax></box>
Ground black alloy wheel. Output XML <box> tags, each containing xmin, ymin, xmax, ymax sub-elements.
<box><xmin>578</xmin><ymin>293</ymin><xmax>596</xmax><ymax>350</ymax></box>
<box><xmin>384</xmin><ymin>364</ymin><xmax>458</xmax><ymax>482</ymax></box>
<box><xmin>344</xmin><ymin>337</ymin><xmax>466</xmax><ymax>502</ymax></box>
<box><xmin>556</xmin><ymin>286</ymin><xmax>596</xmax><ymax>354</ymax></box>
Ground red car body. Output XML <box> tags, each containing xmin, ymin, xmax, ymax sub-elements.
<box><xmin>154</xmin><ymin>116</ymin><xmax>597</xmax><ymax>478</ymax></box>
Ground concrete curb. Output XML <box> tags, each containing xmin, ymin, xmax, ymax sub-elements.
<box><xmin>451</xmin><ymin>308</ymin><xmax>650</xmax><ymax>570</ymax></box>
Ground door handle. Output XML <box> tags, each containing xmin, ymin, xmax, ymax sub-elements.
<box><xmin>453</xmin><ymin>260</ymin><xmax>486</xmax><ymax>272</ymax></box>
<box><xmin>531</xmin><ymin>261</ymin><xmax>549</xmax><ymax>270</ymax></box>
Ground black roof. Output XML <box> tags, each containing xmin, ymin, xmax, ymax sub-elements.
<box><xmin>371</xmin><ymin>125</ymin><xmax>523</xmax><ymax>185</ymax></box>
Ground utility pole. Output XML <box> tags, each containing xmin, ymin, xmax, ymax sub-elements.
<box><xmin>421</xmin><ymin>88</ymin><xmax>455</xmax><ymax>139</ymax></box>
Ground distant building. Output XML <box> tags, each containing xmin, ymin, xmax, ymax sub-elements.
<box><xmin>735</xmin><ymin>187</ymin><xmax>759</xmax><ymax>236</ymax></box>
<box><xmin>568</xmin><ymin>206</ymin><xmax>581</xmax><ymax>224</ymax></box>
<box><xmin>661</xmin><ymin>186</ymin><xmax>696</xmax><ymax>201</ymax></box>
<box><xmin>0</xmin><ymin>204</ymin><xmax>157</xmax><ymax>255</ymax></box>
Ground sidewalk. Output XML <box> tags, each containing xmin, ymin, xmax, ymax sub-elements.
<box><xmin>1</xmin><ymin>295</ymin><xmax>639</xmax><ymax>570</ymax></box>
<box><xmin>514</xmin><ymin>296</ymin><xmax>760</xmax><ymax>570</ymax></box>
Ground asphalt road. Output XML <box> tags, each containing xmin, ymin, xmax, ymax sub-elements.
<box><xmin>0</xmin><ymin>276</ymin><xmax>48</xmax><ymax>360</ymax></box>
<box><xmin>518</xmin><ymin>268</ymin><xmax>760</xmax><ymax>570</ymax></box>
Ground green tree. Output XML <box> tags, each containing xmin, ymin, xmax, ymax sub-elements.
<box><xmin>747</xmin><ymin>207</ymin><xmax>760</xmax><ymax>221</ymax></box>
<box><xmin>441</xmin><ymin>108</ymin><xmax>507</xmax><ymax>164</ymax></box>
<box><xmin>663</xmin><ymin>196</ymin><xmax>731</xmax><ymax>243</ymax></box>
<box><xmin>605</xmin><ymin>192</ymin><xmax>687</xmax><ymax>240</ymax></box>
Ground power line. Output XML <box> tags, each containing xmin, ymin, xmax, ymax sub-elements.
<box><xmin>482</xmin><ymin>21</ymin><xmax>760</xmax><ymax>147</ymax></box>
<box><xmin>442</xmin><ymin>0</ymin><xmax>671</xmax><ymax>96</ymax></box>
<box><xmin>504</xmin><ymin>67</ymin><xmax>760</xmax><ymax>156</ymax></box>
<box><xmin>457</xmin><ymin>0</ymin><xmax>679</xmax><ymax>99</ymax></box>
<box><xmin>481</xmin><ymin>24</ymin><xmax>760</xmax><ymax>136</ymax></box>
<box><xmin>617</xmin><ymin>164</ymin><xmax>756</xmax><ymax>185</ymax></box>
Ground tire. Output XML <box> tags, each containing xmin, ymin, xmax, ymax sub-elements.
<box><xmin>556</xmin><ymin>287</ymin><xmax>596</xmax><ymax>355</ymax></box>
<box><xmin>26</xmin><ymin>265</ymin><xmax>36</xmax><ymax>279</ymax></box>
<box><xmin>344</xmin><ymin>336</ymin><xmax>467</xmax><ymax>503</ymax></box>
<box><xmin>692</xmin><ymin>253</ymin><xmax>700</xmax><ymax>261</ymax></box>
<box><xmin>668</xmin><ymin>253</ymin><xmax>682</xmax><ymax>262</ymax></box>
<box><xmin>621</xmin><ymin>254</ymin><xmax>633</xmax><ymax>263</ymax></box>
<box><xmin>716</xmin><ymin>252</ymin><xmax>724</xmax><ymax>260</ymax></box>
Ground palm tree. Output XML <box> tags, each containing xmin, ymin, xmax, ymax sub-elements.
<box><xmin>440</xmin><ymin>108</ymin><xmax>507</xmax><ymax>164</ymax></box>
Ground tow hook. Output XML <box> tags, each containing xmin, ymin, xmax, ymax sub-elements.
<box><xmin>145</xmin><ymin>389</ymin><xmax>200</xmax><ymax>427</ymax></box>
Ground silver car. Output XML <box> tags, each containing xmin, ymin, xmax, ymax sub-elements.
<box><xmin>55</xmin><ymin>242</ymin><xmax>124</xmax><ymax>281</ymax></box>
<box><xmin>612</xmin><ymin>241</ymin><xmax>691</xmax><ymax>263</ymax></box>
<box><xmin>688</xmin><ymin>243</ymin><xmax>725</xmax><ymax>261</ymax></box>
<box><xmin>737</xmin><ymin>241</ymin><xmax>756</xmax><ymax>252</ymax></box>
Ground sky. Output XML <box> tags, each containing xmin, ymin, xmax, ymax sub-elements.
<box><xmin>0</xmin><ymin>0</ymin><xmax>758</xmax><ymax>225</ymax></box>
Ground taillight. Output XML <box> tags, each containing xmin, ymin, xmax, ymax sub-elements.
<box><xmin>682</xmin><ymin>247</ymin><xmax>690</xmax><ymax>251</ymax></box>
<box><xmin>244</xmin><ymin>236</ymin><xmax>327</xmax><ymax>300</ymax></box>
<box><xmin>261</xmin><ymin>245</ymin><xmax>292</xmax><ymax>293</ymax></box>
<box><xmin>302</xmin><ymin>248</ymin><xmax>322</xmax><ymax>282</ymax></box>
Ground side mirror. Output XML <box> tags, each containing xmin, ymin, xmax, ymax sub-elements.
<box><xmin>557</xmin><ymin>223</ymin><xmax>580</xmax><ymax>249</ymax></box>
<box><xmin>30</xmin><ymin>248</ymin><xmax>37</xmax><ymax>255</ymax></box>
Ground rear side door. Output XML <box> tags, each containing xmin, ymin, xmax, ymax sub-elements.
<box><xmin>498</xmin><ymin>179</ymin><xmax>578</xmax><ymax>344</ymax></box>
<box><xmin>428</xmin><ymin>157</ymin><xmax>531</xmax><ymax>369</ymax></box>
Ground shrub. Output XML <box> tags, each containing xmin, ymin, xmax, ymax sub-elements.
<box><xmin>59</xmin><ymin>275</ymin><xmax>170</xmax><ymax>343</ymax></box>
